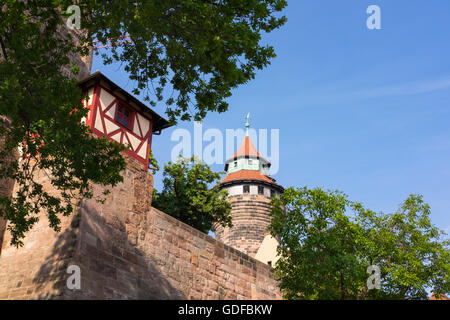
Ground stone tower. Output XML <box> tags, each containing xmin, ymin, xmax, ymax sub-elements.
<box><xmin>214</xmin><ymin>117</ymin><xmax>283</xmax><ymax>265</ymax></box>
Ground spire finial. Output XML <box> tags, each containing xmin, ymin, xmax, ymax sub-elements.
<box><xmin>245</xmin><ymin>113</ymin><xmax>250</xmax><ymax>136</ymax></box>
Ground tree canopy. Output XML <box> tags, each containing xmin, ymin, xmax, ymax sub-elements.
<box><xmin>152</xmin><ymin>156</ymin><xmax>232</xmax><ymax>233</ymax></box>
<box><xmin>0</xmin><ymin>1</ymin><xmax>286</xmax><ymax>245</ymax></box>
<box><xmin>269</xmin><ymin>187</ymin><xmax>450</xmax><ymax>300</ymax></box>
<box><xmin>86</xmin><ymin>0</ymin><xmax>288</xmax><ymax>122</ymax></box>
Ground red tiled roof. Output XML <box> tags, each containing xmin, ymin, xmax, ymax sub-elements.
<box><xmin>233</xmin><ymin>136</ymin><xmax>262</xmax><ymax>158</ymax></box>
<box><xmin>430</xmin><ymin>293</ymin><xmax>449</xmax><ymax>300</ymax></box>
<box><xmin>221</xmin><ymin>170</ymin><xmax>276</xmax><ymax>184</ymax></box>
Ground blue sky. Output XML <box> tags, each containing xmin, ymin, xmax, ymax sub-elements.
<box><xmin>93</xmin><ymin>0</ymin><xmax>450</xmax><ymax>235</ymax></box>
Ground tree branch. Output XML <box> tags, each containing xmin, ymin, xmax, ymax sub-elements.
<box><xmin>0</xmin><ymin>36</ymin><xmax>7</xmax><ymax>61</ymax></box>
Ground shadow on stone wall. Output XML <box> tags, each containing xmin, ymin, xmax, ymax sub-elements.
<box><xmin>31</xmin><ymin>201</ymin><xmax>184</xmax><ymax>300</ymax></box>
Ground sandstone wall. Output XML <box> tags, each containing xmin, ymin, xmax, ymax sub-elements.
<box><xmin>0</xmin><ymin>162</ymin><xmax>79</xmax><ymax>299</ymax></box>
<box><xmin>0</xmin><ymin>18</ymin><xmax>93</xmax><ymax>254</ymax></box>
<box><xmin>0</xmin><ymin>117</ymin><xmax>18</xmax><ymax>256</ymax></box>
<box><xmin>215</xmin><ymin>194</ymin><xmax>272</xmax><ymax>257</ymax></box>
<box><xmin>59</xmin><ymin>27</ymin><xmax>93</xmax><ymax>80</ymax></box>
<box><xmin>0</xmin><ymin>156</ymin><xmax>280</xmax><ymax>300</ymax></box>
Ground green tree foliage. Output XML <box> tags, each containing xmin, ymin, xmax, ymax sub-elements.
<box><xmin>83</xmin><ymin>0</ymin><xmax>288</xmax><ymax>122</ymax></box>
<box><xmin>0</xmin><ymin>1</ymin><xmax>127</xmax><ymax>246</ymax></box>
<box><xmin>270</xmin><ymin>187</ymin><xmax>450</xmax><ymax>300</ymax></box>
<box><xmin>0</xmin><ymin>1</ymin><xmax>286</xmax><ymax>245</ymax></box>
<box><xmin>152</xmin><ymin>157</ymin><xmax>231</xmax><ymax>233</ymax></box>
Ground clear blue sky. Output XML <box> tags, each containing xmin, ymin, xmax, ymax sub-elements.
<box><xmin>93</xmin><ymin>0</ymin><xmax>450</xmax><ymax>235</ymax></box>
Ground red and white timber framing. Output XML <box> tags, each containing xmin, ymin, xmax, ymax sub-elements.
<box><xmin>83</xmin><ymin>84</ymin><xmax>153</xmax><ymax>168</ymax></box>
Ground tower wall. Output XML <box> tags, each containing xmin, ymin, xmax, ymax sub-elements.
<box><xmin>58</xmin><ymin>17</ymin><xmax>94</xmax><ymax>80</ymax></box>
<box><xmin>215</xmin><ymin>193</ymin><xmax>272</xmax><ymax>257</ymax></box>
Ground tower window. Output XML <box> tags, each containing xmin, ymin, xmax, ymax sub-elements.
<box><xmin>116</xmin><ymin>104</ymin><xmax>132</xmax><ymax>129</ymax></box>
<box><xmin>267</xmin><ymin>261</ymin><xmax>272</xmax><ymax>267</ymax></box>
<box><xmin>270</xmin><ymin>189</ymin><xmax>275</xmax><ymax>198</ymax></box>
<box><xmin>243</xmin><ymin>185</ymin><xmax>250</xmax><ymax>194</ymax></box>
<box><xmin>258</xmin><ymin>186</ymin><xmax>264</xmax><ymax>195</ymax></box>
<box><xmin>248</xmin><ymin>159</ymin><xmax>253</xmax><ymax>165</ymax></box>
<box><xmin>234</xmin><ymin>161</ymin><xmax>237</xmax><ymax>167</ymax></box>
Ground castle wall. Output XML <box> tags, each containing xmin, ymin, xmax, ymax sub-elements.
<box><xmin>0</xmin><ymin>122</ymin><xmax>19</xmax><ymax>256</ymax></box>
<box><xmin>0</xmin><ymin>163</ymin><xmax>79</xmax><ymax>299</ymax></box>
<box><xmin>0</xmin><ymin>21</ymin><xmax>93</xmax><ymax>255</ymax></box>
<box><xmin>215</xmin><ymin>194</ymin><xmax>273</xmax><ymax>258</ymax></box>
<box><xmin>0</xmin><ymin>156</ymin><xmax>280</xmax><ymax>300</ymax></box>
<box><xmin>58</xmin><ymin>24</ymin><xmax>93</xmax><ymax>80</ymax></box>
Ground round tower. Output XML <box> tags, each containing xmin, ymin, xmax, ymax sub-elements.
<box><xmin>215</xmin><ymin>116</ymin><xmax>283</xmax><ymax>263</ymax></box>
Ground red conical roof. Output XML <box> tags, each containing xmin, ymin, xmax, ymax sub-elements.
<box><xmin>221</xmin><ymin>170</ymin><xmax>276</xmax><ymax>184</ymax></box>
<box><xmin>220</xmin><ymin>135</ymin><xmax>282</xmax><ymax>190</ymax></box>
<box><xmin>233</xmin><ymin>136</ymin><xmax>262</xmax><ymax>159</ymax></box>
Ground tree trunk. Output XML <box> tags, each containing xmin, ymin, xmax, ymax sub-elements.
<box><xmin>340</xmin><ymin>270</ymin><xmax>346</xmax><ymax>300</ymax></box>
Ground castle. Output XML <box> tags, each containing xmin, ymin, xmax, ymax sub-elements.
<box><xmin>216</xmin><ymin>117</ymin><xmax>283</xmax><ymax>266</ymax></box>
<box><xmin>0</xmin><ymin>53</ymin><xmax>283</xmax><ymax>299</ymax></box>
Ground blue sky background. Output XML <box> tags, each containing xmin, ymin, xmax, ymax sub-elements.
<box><xmin>93</xmin><ymin>0</ymin><xmax>450</xmax><ymax>235</ymax></box>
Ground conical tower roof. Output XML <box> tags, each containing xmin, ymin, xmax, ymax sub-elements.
<box><xmin>220</xmin><ymin>116</ymin><xmax>282</xmax><ymax>192</ymax></box>
<box><xmin>233</xmin><ymin>136</ymin><xmax>262</xmax><ymax>159</ymax></box>
<box><xmin>221</xmin><ymin>169</ymin><xmax>277</xmax><ymax>184</ymax></box>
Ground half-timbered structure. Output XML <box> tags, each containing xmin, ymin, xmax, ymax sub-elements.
<box><xmin>78</xmin><ymin>71</ymin><xmax>171</xmax><ymax>168</ymax></box>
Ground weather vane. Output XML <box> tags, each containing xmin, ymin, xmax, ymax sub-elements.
<box><xmin>245</xmin><ymin>113</ymin><xmax>250</xmax><ymax>136</ymax></box>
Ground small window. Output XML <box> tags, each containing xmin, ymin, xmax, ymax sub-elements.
<box><xmin>248</xmin><ymin>159</ymin><xmax>253</xmax><ymax>165</ymax></box>
<box><xmin>270</xmin><ymin>189</ymin><xmax>274</xmax><ymax>198</ymax></box>
<box><xmin>267</xmin><ymin>261</ymin><xmax>272</xmax><ymax>267</ymax></box>
<box><xmin>234</xmin><ymin>161</ymin><xmax>238</xmax><ymax>167</ymax></box>
<box><xmin>116</xmin><ymin>104</ymin><xmax>131</xmax><ymax>128</ymax></box>
<box><xmin>258</xmin><ymin>186</ymin><xmax>264</xmax><ymax>195</ymax></box>
<box><xmin>243</xmin><ymin>185</ymin><xmax>250</xmax><ymax>194</ymax></box>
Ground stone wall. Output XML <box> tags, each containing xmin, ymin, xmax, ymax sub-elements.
<box><xmin>58</xmin><ymin>27</ymin><xmax>93</xmax><ymax>80</ymax></box>
<box><xmin>0</xmin><ymin>118</ymin><xmax>18</xmax><ymax>256</ymax></box>
<box><xmin>215</xmin><ymin>194</ymin><xmax>272</xmax><ymax>257</ymax></box>
<box><xmin>0</xmin><ymin>18</ymin><xmax>93</xmax><ymax>254</ymax></box>
<box><xmin>0</xmin><ymin>160</ymin><xmax>79</xmax><ymax>299</ymax></box>
<box><xmin>0</xmin><ymin>156</ymin><xmax>280</xmax><ymax>300</ymax></box>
